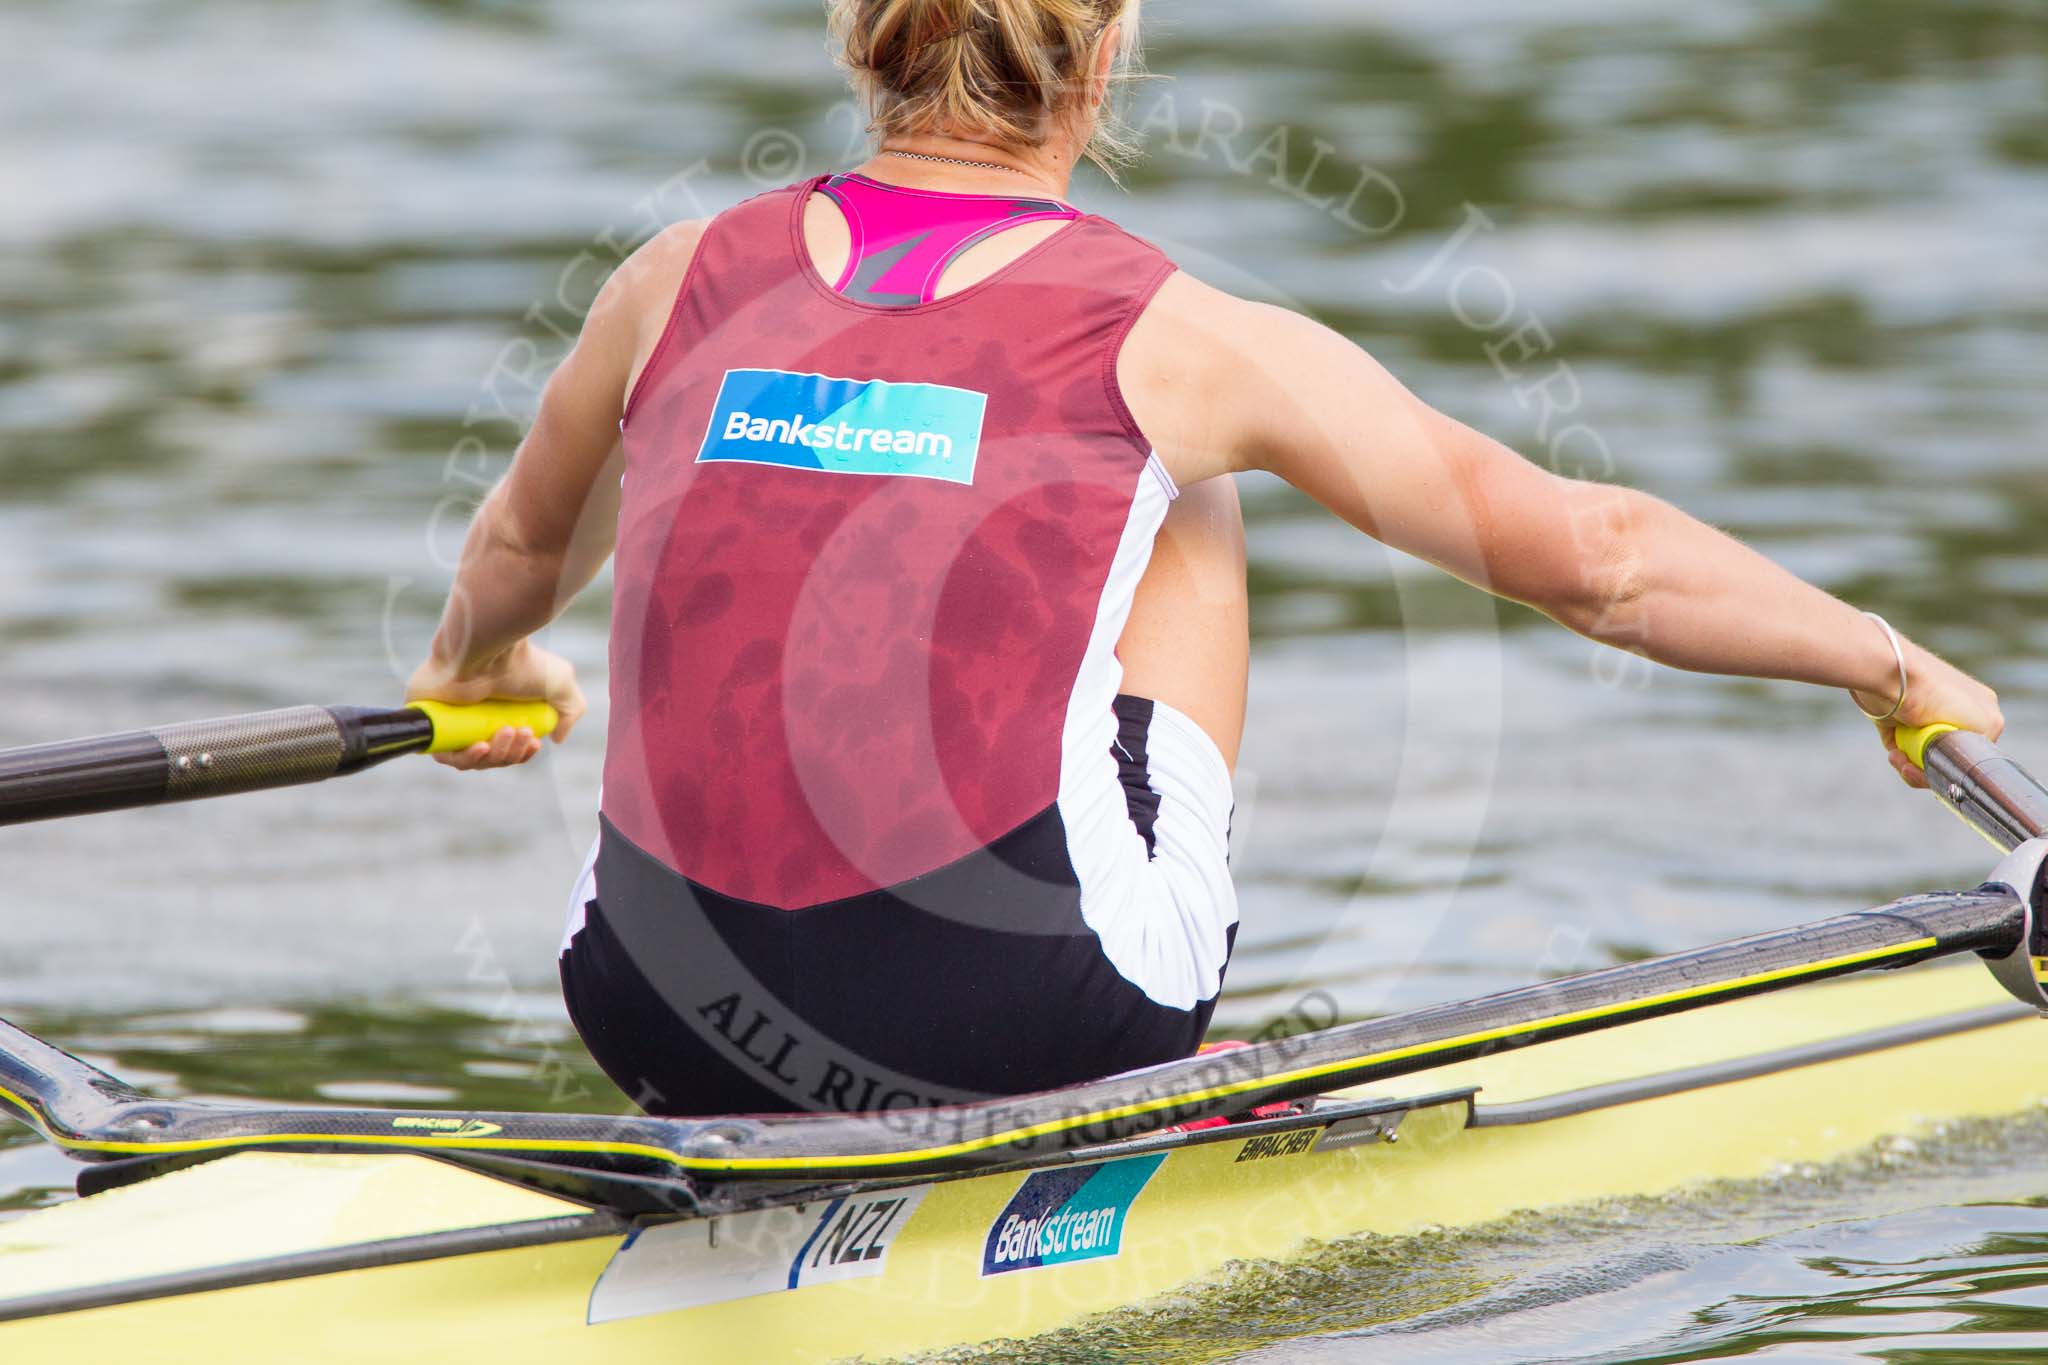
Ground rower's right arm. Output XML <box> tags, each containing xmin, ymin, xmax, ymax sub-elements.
<box><xmin>1120</xmin><ymin>273</ymin><xmax>2002</xmax><ymax>785</ymax></box>
<box><xmin>407</xmin><ymin>220</ymin><xmax>709</xmax><ymax>768</ymax></box>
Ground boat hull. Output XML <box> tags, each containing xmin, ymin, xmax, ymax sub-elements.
<box><xmin>2</xmin><ymin>963</ymin><xmax>2043</xmax><ymax>1363</ymax></box>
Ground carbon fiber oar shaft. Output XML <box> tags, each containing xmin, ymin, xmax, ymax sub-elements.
<box><xmin>0</xmin><ymin>700</ymin><xmax>557</xmax><ymax>826</ymax></box>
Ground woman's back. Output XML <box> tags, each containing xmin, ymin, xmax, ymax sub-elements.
<box><xmin>605</xmin><ymin>176</ymin><xmax>1181</xmax><ymax>909</ymax></box>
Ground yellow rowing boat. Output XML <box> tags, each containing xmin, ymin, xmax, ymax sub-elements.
<box><xmin>1</xmin><ymin>962</ymin><xmax>2041</xmax><ymax>1363</ymax></box>
<box><xmin>3</xmin><ymin>709</ymin><xmax>2046</xmax><ymax>1362</ymax></box>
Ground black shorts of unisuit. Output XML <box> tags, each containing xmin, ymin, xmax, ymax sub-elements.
<box><xmin>558</xmin><ymin>694</ymin><xmax>1238</xmax><ymax>1117</ymax></box>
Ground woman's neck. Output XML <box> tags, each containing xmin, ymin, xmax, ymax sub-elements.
<box><xmin>862</xmin><ymin>130</ymin><xmax>1078</xmax><ymax>201</ymax></box>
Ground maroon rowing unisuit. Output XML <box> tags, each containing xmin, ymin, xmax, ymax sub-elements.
<box><xmin>560</xmin><ymin>176</ymin><xmax>1240</xmax><ymax>1116</ymax></box>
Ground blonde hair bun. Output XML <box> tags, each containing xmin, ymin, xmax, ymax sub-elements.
<box><xmin>828</xmin><ymin>0</ymin><xmax>1144</xmax><ymax>175</ymax></box>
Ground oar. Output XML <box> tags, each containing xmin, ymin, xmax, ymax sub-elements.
<box><xmin>6</xmin><ymin>728</ymin><xmax>2045</xmax><ymax>1184</ymax></box>
<box><xmin>1894</xmin><ymin>722</ymin><xmax>2048</xmax><ymax>1008</ymax></box>
<box><xmin>0</xmin><ymin>700</ymin><xmax>559</xmax><ymax>827</ymax></box>
<box><xmin>2</xmin><ymin>717</ymin><xmax>2039</xmax><ymax>1186</ymax></box>
<box><xmin>1896</xmin><ymin>723</ymin><xmax>2048</xmax><ymax>853</ymax></box>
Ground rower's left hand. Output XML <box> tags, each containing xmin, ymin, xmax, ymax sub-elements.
<box><xmin>1866</xmin><ymin>640</ymin><xmax>2002</xmax><ymax>790</ymax></box>
<box><xmin>407</xmin><ymin>641</ymin><xmax>587</xmax><ymax>771</ymax></box>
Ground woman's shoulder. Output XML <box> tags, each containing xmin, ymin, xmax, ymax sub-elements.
<box><xmin>1120</xmin><ymin>269</ymin><xmax>1395</xmax><ymax>485</ymax></box>
<box><xmin>605</xmin><ymin>179</ymin><xmax>818</xmax><ymax>315</ymax></box>
<box><xmin>1133</xmin><ymin>269</ymin><xmax>1379</xmax><ymax>382</ymax></box>
<box><xmin>1124</xmin><ymin>270</ymin><xmax>1291</xmax><ymax>384</ymax></box>
<box><xmin>617</xmin><ymin>218</ymin><xmax>713</xmax><ymax>299</ymax></box>
<box><xmin>599</xmin><ymin>218</ymin><xmax>712</xmax><ymax>342</ymax></box>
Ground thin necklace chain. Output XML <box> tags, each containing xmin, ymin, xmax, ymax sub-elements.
<box><xmin>879</xmin><ymin>148</ymin><xmax>1031</xmax><ymax>177</ymax></box>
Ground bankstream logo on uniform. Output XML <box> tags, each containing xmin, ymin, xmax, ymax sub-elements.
<box><xmin>697</xmin><ymin>367</ymin><xmax>987</xmax><ymax>485</ymax></box>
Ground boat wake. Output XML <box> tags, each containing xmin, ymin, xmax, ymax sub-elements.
<box><xmin>925</xmin><ymin>1105</ymin><xmax>2048</xmax><ymax>1365</ymax></box>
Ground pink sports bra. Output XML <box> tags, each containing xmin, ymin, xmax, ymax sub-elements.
<box><xmin>817</xmin><ymin>172</ymin><xmax>1081</xmax><ymax>308</ymax></box>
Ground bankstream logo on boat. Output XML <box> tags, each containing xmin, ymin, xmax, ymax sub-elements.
<box><xmin>697</xmin><ymin>367</ymin><xmax>987</xmax><ymax>485</ymax></box>
<box><xmin>980</xmin><ymin>1154</ymin><xmax>1165</xmax><ymax>1276</ymax></box>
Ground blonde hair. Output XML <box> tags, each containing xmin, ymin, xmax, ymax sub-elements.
<box><xmin>828</xmin><ymin>0</ymin><xmax>1145</xmax><ymax>176</ymax></box>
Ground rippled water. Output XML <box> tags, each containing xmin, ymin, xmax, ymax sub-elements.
<box><xmin>2</xmin><ymin>0</ymin><xmax>2046</xmax><ymax>1359</ymax></box>
<box><xmin>935</xmin><ymin>1112</ymin><xmax>2048</xmax><ymax>1364</ymax></box>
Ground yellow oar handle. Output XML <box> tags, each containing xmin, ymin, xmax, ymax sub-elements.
<box><xmin>407</xmin><ymin>699</ymin><xmax>561</xmax><ymax>754</ymax></box>
<box><xmin>1893</xmin><ymin>722</ymin><xmax>1960</xmax><ymax>770</ymax></box>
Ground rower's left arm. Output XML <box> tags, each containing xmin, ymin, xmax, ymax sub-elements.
<box><xmin>1132</xmin><ymin>279</ymin><xmax>2001</xmax><ymax>773</ymax></box>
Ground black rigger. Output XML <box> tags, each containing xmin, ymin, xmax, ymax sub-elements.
<box><xmin>0</xmin><ymin>886</ymin><xmax>2026</xmax><ymax>1187</ymax></box>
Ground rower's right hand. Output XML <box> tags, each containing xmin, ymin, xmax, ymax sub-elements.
<box><xmin>1865</xmin><ymin>642</ymin><xmax>2002</xmax><ymax>790</ymax></box>
<box><xmin>407</xmin><ymin>641</ymin><xmax>587</xmax><ymax>771</ymax></box>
